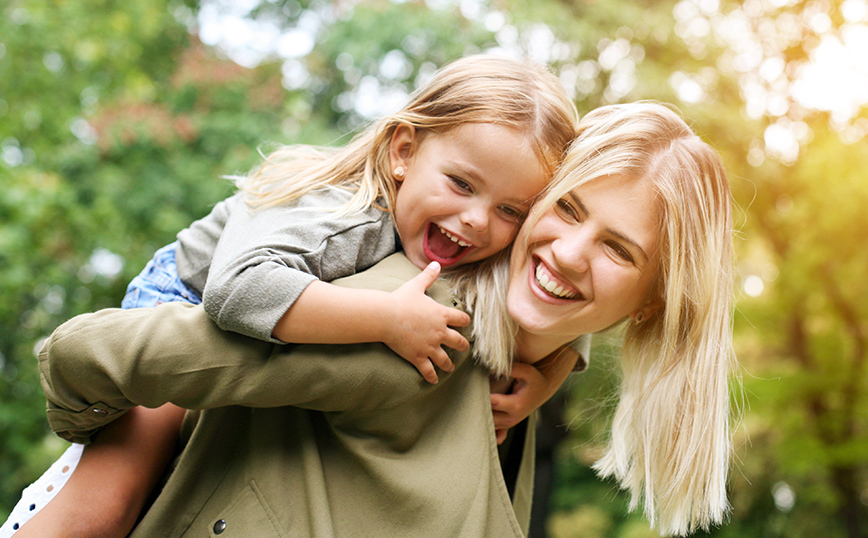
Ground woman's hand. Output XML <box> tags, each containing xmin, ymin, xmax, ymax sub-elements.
<box><xmin>491</xmin><ymin>346</ymin><xmax>579</xmax><ymax>444</ymax></box>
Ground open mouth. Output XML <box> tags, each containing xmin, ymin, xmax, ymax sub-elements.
<box><xmin>533</xmin><ymin>258</ymin><xmax>582</xmax><ymax>300</ymax></box>
<box><xmin>423</xmin><ymin>223</ymin><xmax>475</xmax><ymax>267</ymax></box>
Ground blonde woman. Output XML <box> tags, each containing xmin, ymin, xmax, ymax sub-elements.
<box><xmin>30</xmin><ymin>102</ymin><xmax>734</xmax><ymax>537</ymax></box>
<box><xmin>462</xmin><ymin>101</ymin><xmax>735</xmax><ymax>535</ymax></box>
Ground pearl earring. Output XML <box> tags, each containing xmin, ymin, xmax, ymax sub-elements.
<box><xmin>394</xmin><ymin>166</ymin><xmax>405</xmax><ymax>178</ymax></box>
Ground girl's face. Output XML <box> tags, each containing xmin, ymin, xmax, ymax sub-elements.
<box><xmin>390</xmin><ymin>123</ymin><xmax>548</xmax><ymax>270</ymax></box>
<box><xmin>507</xmin><ymin>174</ymin><xmax>662</xmax><ymax>341</ymax></box>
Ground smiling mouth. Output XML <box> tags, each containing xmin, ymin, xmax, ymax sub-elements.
<box><xmin>533</xmin><ymin>259</ymin><xmax>582</xmax><ymax>300</ymax></box>
<box><xmin>423</xmin><ymin>224</ymin><xmax>475</xmax><ymax>266</ymax></box>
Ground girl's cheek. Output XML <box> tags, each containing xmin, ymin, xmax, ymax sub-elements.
<box><xmin>493</xmin><ymin>224</ymin><xmax>518</xmax><ymax>248</ymax></box>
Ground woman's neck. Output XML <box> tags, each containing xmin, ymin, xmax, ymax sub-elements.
<box><xmin>513</xmin><ymin>329</ymin><xmax>570</xmax><ymax>364</ymax></box>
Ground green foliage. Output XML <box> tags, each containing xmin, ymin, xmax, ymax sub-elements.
<box><xmin>0</xmin><ymin>0</ymin><xmax>291</xmax><ymax>516</ymax></box>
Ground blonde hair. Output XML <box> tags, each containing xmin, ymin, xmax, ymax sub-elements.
<box><xmin>236</xmin><ymin>55</ymin><xmax>577</xmax><ymax>217</ymax></box>
<box><xmin>450</xmin><ymin>249</ymin><xmax>515</xmax><ymax>376</ymax></box>
<box><xmin>459</xmin><ymin>102</ymin><xmax>735</xmax><ymax>534</ymax></box>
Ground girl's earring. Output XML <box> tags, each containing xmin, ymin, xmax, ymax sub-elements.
<box><xmin>394</xmin><ymin>166</ymin><xmax>405</xmax><ymax>178</ymax></box>
<box><xmin>633</xmin><ymin>312</ymin><xmax>645</xmax><ymax>324</ymax></box>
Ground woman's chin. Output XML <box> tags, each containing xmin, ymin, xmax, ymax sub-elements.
<box><xmin>507</xmin><ymin>295</ymin><xmax>551</xmax><ymax>335</ymax></box>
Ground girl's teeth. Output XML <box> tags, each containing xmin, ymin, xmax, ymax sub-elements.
<box><xmin>440</xmin><ymin>227</ymin><xmax>470</xmax><ymax>247</ymax></box>
<box><xmin>535</xmin><ymin>264</ymin><xmax>577</xmax><ymax>299</ymax></box>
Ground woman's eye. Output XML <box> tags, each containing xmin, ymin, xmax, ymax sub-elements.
<box><xmin>555</xmin><ymin>198</ymin><xmax>579</xmax><ymax>221</ymax></box>
<box><xmin>607</xmin><ymin>241</ymin><xmax>634</xmax><ymax>264</ymax></box>
<box><xmin>449</xmin><ymin>176</ymin><xmax>472</xmax><ymax>192</ymax></box>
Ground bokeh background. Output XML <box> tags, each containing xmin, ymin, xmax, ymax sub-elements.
<box><xmin>1</xmin><ymin>1</ymin><xmax>867</xmax><ymax>536</ymax></box>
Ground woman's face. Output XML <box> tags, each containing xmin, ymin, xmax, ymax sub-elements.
<box><xmin>507</xmin><ymin>174</ymin><xmax>661</xmax><ymax>342</ymax></box>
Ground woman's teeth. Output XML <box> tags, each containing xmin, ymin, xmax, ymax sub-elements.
<box><xmin>535</xmin><ymin>264</ymin><xmax>577</xmax><ymax>299</ymax></box>
<box><xmin>440</xmin><ymin>226</ymin><xmax>471</xmax><ymax>247</ymax></box>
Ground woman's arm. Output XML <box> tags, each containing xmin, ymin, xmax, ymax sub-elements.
<box><xmin>40</xmin><ymin>255</ymin><xmax>460</xmax><ymax>444</ymax></box>
<box><xmin>490</xmin><ymin>345</ymin><xmax>579</xmax><ymax>444</ymax></box>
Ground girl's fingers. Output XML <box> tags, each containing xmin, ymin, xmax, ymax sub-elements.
<box><xmin>427</xmin><ymin>348</ymin><xmax>454</xmax><ymax>373</ymax></box>
<box><xmin>412</xmin><ymin>358</ymin><xmax>439</xmax><ymax>384</ymax></box>
<box><xmin>405</xmin><ymin>262</ymin><xmax>441</xmax><ymax>293</ymax></box>
<box><xmin>442</xmin><ymin>329</ymin><xmax>470</xmax><ymax>352</ymax></box>
<box><xmin>445</xmin><ymin>307</ymin><xmax>471</xmax><ymax>328</ymax></box>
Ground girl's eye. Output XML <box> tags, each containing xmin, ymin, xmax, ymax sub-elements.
<box><xmin>606</xmin><ymin>241</ymin><xmax>635</xmax><ymax>264</ymax></box>
<box><xmin>555</xmin><ymin>198</ymin><xmax>579</xmax><ymax>221</ymax></box>
<box><xmin>449</xmin><ymin>176</ymin><xmax>472</xmax><ymax>193</ymax></box>
<box><xmin>498</xmin><ymin>205</ymin><xmax>526</xmax><ymax>223</ymax></box>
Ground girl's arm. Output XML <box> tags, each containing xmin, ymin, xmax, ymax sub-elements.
<box><xmin>14</xmin><ymin>404</ymin><xmax>185</xmax><ymax>538</ymax></box>
<box><xmin>202</xmin><ymin>192</ymin><xmax>470</xmax><ymax>384</ymax></box>
<box><xmin>490</xmin><ymin>346</ymin><xmax>579</xmax><ymax>444</ymax></box>
<box><xmin>272</xmin><ymin>261</ymin><xmax>470</xmax><ymax>384</ymax></box>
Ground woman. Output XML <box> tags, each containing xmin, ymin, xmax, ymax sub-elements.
<box><xmin>29</xmin><ymin>102</ymin><xmax>734</xmax><ymax>537</ymax></box>
<box><xmin>456</xmin><ymin>101</ymin><xmax>734</xmax><ymax>535</ymax></box>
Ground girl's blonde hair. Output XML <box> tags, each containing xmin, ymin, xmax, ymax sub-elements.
<box><xmin>237</xmin><ymin>54</ymin><xmax>578</xmax><ymax>216</ymax></box>
<box><xmin>460</xmin><ymin>101</ymin><xmax>735</xmax><ymax>535</ymax></box>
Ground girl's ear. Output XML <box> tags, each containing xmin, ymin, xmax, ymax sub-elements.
<box><xmin>389</xmin><ymin>123</ymin><xmax>416</xmax><ymax>182</ymax></box>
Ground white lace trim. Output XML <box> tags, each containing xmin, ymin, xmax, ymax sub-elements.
<box><xmin>0</xmin><ymin>443</ymin><xmax>84</xmax><ymax>537</ymax></box>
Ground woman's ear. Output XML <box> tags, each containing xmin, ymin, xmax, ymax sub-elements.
<box><xmin>631</xmin><ymin>297</ymin><xmax>662</xmax><ymax>324</ymax></box>
<box><xmin>389</xmin><ymin>123</ymin><xmax>416</xmax><ymax>182</ymax></box>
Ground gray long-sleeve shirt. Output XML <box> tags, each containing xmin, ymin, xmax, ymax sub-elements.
<box><xmin>174</xmin><ymin>187</ymin><xmax>397</xmax><ymax>342</ymax></box>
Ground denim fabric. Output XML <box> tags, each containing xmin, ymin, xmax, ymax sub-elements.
<box><xmin>122</xmin><ymin>242</ymin><xmax>202</xmax><ymax>309</ymax></box>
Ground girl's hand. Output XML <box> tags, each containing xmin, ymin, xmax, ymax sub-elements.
<box><xmin>385</xmin><ymin>262</ymin><xmax>471</xmax><ymax>384</ymax></box>
<box><xmin>490</xmin><ymin>346</ymin><xmax>579</xmax><ymax>444</ymax></box>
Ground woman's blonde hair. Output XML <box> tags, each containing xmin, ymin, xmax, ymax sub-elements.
<box><xmin>459</xmin><ymin>101</ymin><xmax>735</xmax><ymax>534</ymax></box>
<box><xmin>236</xmin><ymin>54</ymin><xmax>577</xmax><ymax>216</ymax></box>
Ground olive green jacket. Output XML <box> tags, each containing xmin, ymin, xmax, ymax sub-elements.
<box><xmin>39</xmin><ymin>254</ymin><xmax>536</xmax><ymax>537</ymax></box>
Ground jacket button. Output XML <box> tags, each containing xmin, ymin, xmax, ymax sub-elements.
<box><xmin>213</xmin><ymin>519</ymin><xmax>227</xmax><ymax>534</ymax></box>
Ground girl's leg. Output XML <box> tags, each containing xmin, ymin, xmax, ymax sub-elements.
<box><xmin>0</xmin><ymin>445</ymin><xmax>83</xmax><ymax>537</ymax></box>
<box><xmin>2</xmin><ymin>242</ymin><xmax>200</xmax><ymax>536</ymax></box>
<box><xmin>12</xmin><ymin>405</ymin><xmax>186</xmax><ymax>538</ymax></box>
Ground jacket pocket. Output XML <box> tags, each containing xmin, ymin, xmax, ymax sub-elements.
<box><xmin>203</xmin><ymin>481</ymin><xmax>283</xmax><ymax>538</ymax></box>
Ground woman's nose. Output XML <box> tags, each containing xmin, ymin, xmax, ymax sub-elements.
<box><xmin>552</xmin><ymin>228</ymin><xmax>592</xmax><ymax>274</ymax></box>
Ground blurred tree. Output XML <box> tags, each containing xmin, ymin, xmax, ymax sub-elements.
<box><xmin>1</xmin><ymin>0</ymin><xmax>187</xmax><ymax>511</ymax></box>
<box><xmin>0</xmin><ymin>0</ymin><xmax>297</xmax><ymax>516</ymax></box>
<box><xmin>696</xmin><ymin>2</ymin><xmax>868</xmax><ymax>537</ymax></box>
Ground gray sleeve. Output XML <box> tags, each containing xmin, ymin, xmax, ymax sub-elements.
<box><xmin>174</xmin><ymin>195</ymin><xmax>236</xmax><ymax>296</ymax></box>
<box><xmin>203</xmin><ymin>188</ymin><xmax>396</xmax><ymax>342</ymax></box>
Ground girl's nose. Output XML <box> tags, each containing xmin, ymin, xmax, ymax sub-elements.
<box><xmin>460</xmin><ymin>204</ymin><xmax>489</xmax><ymax>233</ymax></box>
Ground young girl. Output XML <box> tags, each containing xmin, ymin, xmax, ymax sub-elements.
<box><xmin>3</xmin><ymin>54</ymin><xmax>578</xmax><ymax>537</ymax></box>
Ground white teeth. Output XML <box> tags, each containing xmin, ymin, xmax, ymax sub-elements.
<box><xmin>440</xmin><ymin>226</ymin><xmax>471</xmax><ymax>247</ymax></box>
<box><xmin>535</xmin><ymin>264</ymin><xmax>577</xmax><ymax>299</ymax></box>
